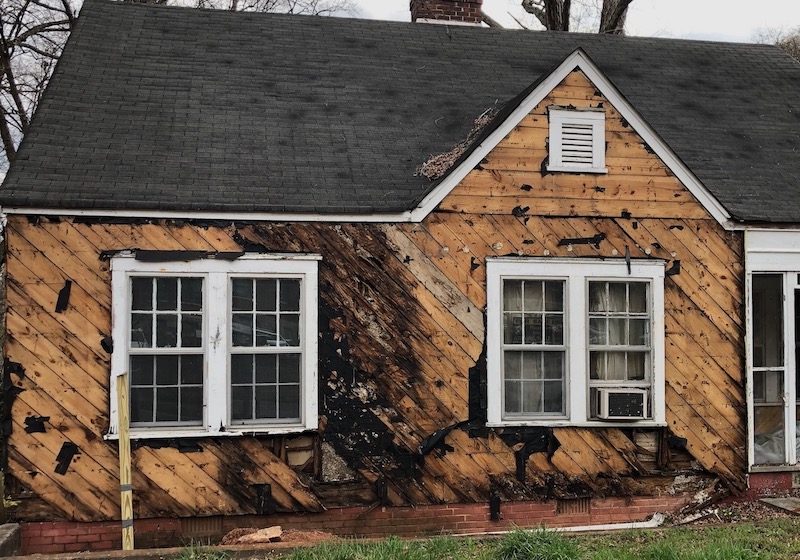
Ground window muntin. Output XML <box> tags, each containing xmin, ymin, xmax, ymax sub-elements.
<box><xmin>547</xmin><ymin>109</ymin><xmax>607</xmax><ymax>174</ymax></box>
<box><xmin>486</xmin><ymin>258</ymin><xmax>665</xmax><ymax>427</ymax></box>
<box><xmin>502</xmin><ymin>279</ymin><xmax>566</xmax><ymax>417</ymax></box>
<box><xmin>110</xmin><ymin>254</ymin><xmax>319</xmax><ymax>439</ymax></box>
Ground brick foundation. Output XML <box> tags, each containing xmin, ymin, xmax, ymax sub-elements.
<box><xmin>20</xmin><ymin>495</ymin><xmax>689</xmax><ymax>554</ymax></box>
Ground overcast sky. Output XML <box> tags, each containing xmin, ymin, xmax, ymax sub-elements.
<box><xmin>355</xmin><ymin>0</ymin><xmax>800</xmax><ymax>43</ymax></box>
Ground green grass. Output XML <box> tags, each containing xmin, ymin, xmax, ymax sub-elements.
<box><xmin>278</xmin><ymin>519</ymin><xmax>800</xmax><ymax>560</ymax></box>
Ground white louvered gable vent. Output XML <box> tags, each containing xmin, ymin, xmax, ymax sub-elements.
<box><xmin>548</xmin><ymin>109</ymin><xmax>607</xmax><ymax>173</ymax></box>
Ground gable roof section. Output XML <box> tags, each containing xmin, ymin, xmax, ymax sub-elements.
<box><xmin>2</xmin><ymin>0</ymin><xmax>800</xmax><ymax>223</ymax></box>
<box><xmin>414</xmin><ymin>49</ymin><xmax>732</xmax><ymax>227</ymax></box>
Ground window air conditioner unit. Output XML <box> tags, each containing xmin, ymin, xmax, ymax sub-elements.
<box><xmin>596</xmin><ymin>388</ymin><xmax>648</xmax><ymax>420</ymax></box>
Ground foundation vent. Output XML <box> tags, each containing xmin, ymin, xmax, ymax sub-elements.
<box><xmin>556</xmin><ymin>497</ymin><xmax>591</xmax><ymax>515</ymax></box>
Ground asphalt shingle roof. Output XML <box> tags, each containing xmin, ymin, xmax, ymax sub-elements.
<box><xmin>3</xmin><ymin>0</ymin><xmax>800</xmax><ymax>222</ymax></box>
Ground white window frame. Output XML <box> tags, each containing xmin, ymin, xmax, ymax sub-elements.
<box><xmin>486</xmin><ymin>257</ymin><xmax>666</xmax><ymax>427</ymax></box>
<box><xmin>107</xmin><ymin>253</ymin><xmax>320</xmax><ymax>439</ymax></box>
<box><xmin>547</xmin><ymin>108</ymin><xmax>608</xmax><ymax>174</ymax></box>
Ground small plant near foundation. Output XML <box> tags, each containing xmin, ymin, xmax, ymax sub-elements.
<box><xmin>175</xmin><ymin>541</ymin><xmax>230</xmax><ymax>560</ymax></box>
<box><xmin>495</xmin><ymin>528</ymin><xmax>580</xmax><ymax>560</ymax></box>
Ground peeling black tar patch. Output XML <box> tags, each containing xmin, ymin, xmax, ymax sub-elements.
<box><xmin>467</xmin><ymin>324</ymin><xmax>488</xmax><ymax>438</ymax></box>
<box><xmin>232</xmin><ymin>230</ymin><xmax>270</xmax><ymax>252</ymax></box>
<box><xmin>131</xmin><ymin>439</ymin><xmax>203</xmax><ymax>453</ymax></box>
<box><xmin>55</xmin><ymin>442</ymin><xmax>80</xmax><ymax>475</ymax></box>
<box><xmin>497</xmin><ymin>427</ymin><xmax>559</xmax><ymax>483</ymax></box>
<box><xmin>100</xmin><ymin>337</ymin><xmax>114</xmax><ymax>354</ymax></box>
<box><xmin>470</xmin><ymin>257</ymin><xmax>480</xmax><ymax>271</ymax></box>
<box><xmin>24</xmin><ymin>416</ymin><xmax>49</xmax><ymax>433</ymax></box>
<box><xmin>319</xmin><ymin>299</ymin><xmax>417</xmax><ymax>481</ymax></box>
<box><xmin>54</xmin><ymin>280</ymin><xmax>72</xmax><ymax>313</ymax></box>
<box><xmin>512</xmin><ymin>206</ymin><xmax>530</xmax><ymax>217</ymax></box>
<box><xmin>557</xmin><ymin>233</ymin><xmax>605</xmax><ymax>249</ymax></box>
<box><xmin>520</xmin><ymin>184</ymin><xmax>533</xmax><ymax>192</ymax></box>
<box><xmin>4</xmin><ymin>361</ymin><xmax>25</xmax><ymax>378</ymax></box>
<box><xmin>666</xmin><ymin>260</ymin><xmax>681</xmax><ymax>276</ymax></box>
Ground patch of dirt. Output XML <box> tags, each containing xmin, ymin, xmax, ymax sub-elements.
<box><xmin>220</xmin><ymin>527</ymin><xmax>338</xmax><ymax>546</ymax></box>
<box><xmin>679</xmin><ymin>491</ymin><xmax>800</xmax><ymax>526</ymax></box>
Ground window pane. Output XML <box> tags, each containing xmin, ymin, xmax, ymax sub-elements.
<box><xmin>752</xmin><ymin>275</ymin><xmax>784</xmax><ymax>368</ymax></box>
<box><xmin>131</xmin><ymin>278</ymin><xmax>153</xmax><ymax>311</ymax></box>
<box><xmin>156</xmin><ymin>314</ymin><xmax>178</xmax><ymax>347</ymax></box>
<box><xmin>231</xmin><ymin>386</ymin><xmax>253</xmax><ymax>420</ymax></box>
<box><xmin>627</xmin><ymin>352</ymin><xmax>646</xmax><ymax>380</ymax></box>
<box><xmin>279</xmin><ymin>354</ymin><xmax>301</xmax><ymax>384</ymax></box>
<box><xmin>544</xmin><ymin>314</ymin><xmax>563</xmax><ymax>345</ymax></box>
<box><xmin>231</xmin><ymin>354</ymin><xmax>253</xmax><ymax>384</ymax></box>
<box><xmin>504</xmin><ymin>380</ymin><xmax>521</xmax><ymax>413</ymax></box>
<box><xmin>256</xmin><ymin>354</ymin><xmax>277</xmax><ymax>384</ymax></box>
<box><xmin>504</xmin><ymin>351</ymin><xmax>522</xmax><ymax>380</ymax></box>
<box><xmin>256</xmin><ymin>314</ymin><xmax>278</xmax><ymax>346</ymax></box>
<box><xmin>181</xmin><ymin>387</ymin><xmax>203</xmax><ymax>422</ymax></box>
<box><xmin>255</xmin><ymin>385</ymin><xmax>277</xmax><ymax>419</ymax></box>
<box><xmin>504</xmin><ymin>280</ymin><xmax>523</xmax><ymax>312</ymax></box>
<box><xmin>589</xmin><ymin>352</ymin><xmax>604</xmax><ymax>380</ymax></box>
<box><xmin>256</xmin><ymin>279</ymin><xmax>277</xmax><ymax>312</ymax></box>
<box><xmin>131</xmin><ymin>355</ymin><xmax>154</xmax><ymax>385</ymax></box>
<box><xmin>523</xmin><ymin>314</ymin><xmax>542</xmax><ymax>344</ymax></box>
<box><xmin>156</xmin><ymin>278</ymin><xmax>178</xmax><ymax>310</ymax></box>
<box><xmin>232</xmin><ymin>278</ymin><xmax>253</xmax><ymax>311</ymax></box>
<box><xmin>181</xmin><ymin>354</ymin><xmax>203</xmax><ymax>385</ymax></box>
<box><xmin>543</xmin><ymin>352</ymin><xmax>564</xmax><ymax>379</ymax></box>
<box><xmin>629</xmin><ymin>283</ymin><xmax>647</xmax><ymax>313</ymax></box>
<box><xmin>131</xmin><ymin>387</ymin><xmax>153</xmax><ymax>423</ymax></box>
<box><xmin>181</xmin><ymin>314</ymin><xmax>203</xmax><ymax>347</ymax></box>
<box><xmin>544</xmin><ymin>281</ymin><xmax>563</xmax><ymax>312</ymax></box>
<box><xmin>522</xmin><ymin>352</ymin><xmax>543</xmax><ymax>380</ymax></box>
<box><xmin>182</xmin><ymin>278</ymin><xmax>203</xmax><ymax>312</ymax></box>
<box><xmin>131</xmin><ymin>314</ymin><xmax>153</xmax><ymax>347</ymax></box>
<box><xmin>280</xmin><ymin>279</ymin><xmax>301</xmax><ymax>312</ymax></box>
<box><xmin>521</xmin><ymin>381</ymin><xmax>543</xmax><ymax>413</ymax></box>
<box><xmin>279</xmin><ymin>385</ymin><xmax>301</xmax><ymax>419</ymax></box>
<box><xmin>523</xmin><ymin>281</ymin><xmax>543</xmax><ymax>312</ymax></box>
<box><xmin>607</xmin><ymin>318</ymin><xmax>627</xmax><ymax>345</ymax></box>
<box><xmin>156</xmin><ymin>355</ymin><xmax>179</xmax><ymax>385</ymax></box>
<box><xmin>629</xmin><ymin>319</ymin><xmax>648</xmax><ymax>346</ymax></box>
<box><xmin>589</xmin><ymin>318</ymin><xmax>606</xmax><ymax>345</ymax></box>
<box><xmin>232</xmin><ymin>313</ymin><xmax>253</xmax><ymax>347</ymax></box>
<box><xmin>543</xmin><ymin>381</ymin><xmax>564</xmax><ymax>413</ymax></box>
<box><xmin>605</xmin><ymin>351</ymin><xmax>627</xmax><ymax>381</ymax></box>
<box><xmin>608</xmin><ymin>283</ymin><xmax>627</xmax><ymax>312</ymax></box>
<box><xmin>589</xmin><ymin>282</ymin><xmax>606</xmax><ymax>312</ymax></box>
<box><xmin>504</xmin><ymin>314</ymin><xmax>523</xmax><ymax>344</ymax></box>
<box><xmin>155</xmin><ymin>387</ymin><xmax>179</xmax><ymax>422</ymax></box>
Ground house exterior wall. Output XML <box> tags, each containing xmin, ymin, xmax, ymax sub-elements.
<box><xmin>3</xmin><ymin>71</ymin><xmax>746</xmax><ymax>530</ymax></box>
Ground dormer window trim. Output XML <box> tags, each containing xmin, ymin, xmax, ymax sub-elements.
<box><xmin>547</xmin><ymin>107</ymin><xmax>608</xmax><ymax>174</ymax></box>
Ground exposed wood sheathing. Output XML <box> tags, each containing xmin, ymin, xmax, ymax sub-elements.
<box><xmin>3</xmin><ymin>70</ymin><xmax>745</xmax><ymax>521</ymax></box>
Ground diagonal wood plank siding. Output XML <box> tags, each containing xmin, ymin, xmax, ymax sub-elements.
<box><xmin>3</xmin><ymin>70</ymin><xmax>745</xmax><ymax>522</ymax></box>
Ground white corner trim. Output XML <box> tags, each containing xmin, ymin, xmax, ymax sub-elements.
<box><xmin>409</xmin><ymin>49</ymin><xmax>733</xmax><ymax>229</ymax></box>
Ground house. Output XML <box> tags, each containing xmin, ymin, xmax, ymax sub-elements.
<box><xmin>2</xmin><ymin>0</ymin><xmax>800</xmax><ymax>553</ymax></box>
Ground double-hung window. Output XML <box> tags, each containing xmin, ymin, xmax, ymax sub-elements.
<box><xmin>109</xmin><ymin>253</ymin><xmax>319</xmax><ymax>438</ymax></box>
<box><xmin>486</xmin><ymin>258</ymin><xmax>665</xmax><ymax>426</ymax></box>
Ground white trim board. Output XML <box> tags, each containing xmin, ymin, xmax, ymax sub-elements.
<box><xmin>409</xmin><ymin>49</ymin><xmax>733</xmax><ymax>229</ymax></box>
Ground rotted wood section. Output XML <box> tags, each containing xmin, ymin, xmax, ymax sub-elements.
<box><xmin>3</xmin><ymin>70</ymin><xmax>745</xmax><ymax>522</ymax></box>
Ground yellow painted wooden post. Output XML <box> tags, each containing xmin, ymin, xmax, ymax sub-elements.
<box><xmin>116</xmin><ymin>372</ymin><xmax>134</xmax><ymax>550</ymax></box>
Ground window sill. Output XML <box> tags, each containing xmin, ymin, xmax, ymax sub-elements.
<box><xmin>546</xmin><ymin>165</ymin><xmax>609</xmax><ymax>174</ymax></box>
<box><xmin>749</xmin><ymin>464</ymin><xmax>800</xmax><ymax>473</ymax></box>
<box><xmin>104</xmin><ymin>426</ymin><xmax>315</xmax><ymax>440</ymax></box>
<box><xmin>488</xmin><ymin>420</ymin><xmax>666</xmax><ymax>429</ymax></box>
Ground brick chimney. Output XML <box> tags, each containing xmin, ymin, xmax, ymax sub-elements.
<box><xmin>410</xmin><ymin>0</ymin><xmax>484</xmax><ymax>26</ymax></box>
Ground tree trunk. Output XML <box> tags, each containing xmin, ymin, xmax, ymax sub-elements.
<box><xmin>599</xmin><ymin>0</ymin><xmax>632</xmax><ymax>35</ymax></box>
